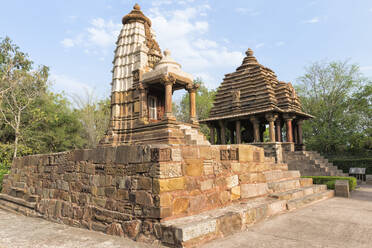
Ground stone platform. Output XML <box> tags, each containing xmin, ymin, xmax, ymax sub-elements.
<box><xmin>0</xmin><ymin>144</ymin><xmax>333</xmax><ymax>247</ymax></box>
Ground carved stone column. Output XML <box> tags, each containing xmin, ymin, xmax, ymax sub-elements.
<box><xmin>275</xmin><ymin>119</ymin><xmax>282</xmax><ymax>142</ymax></box>
<box><xmin>209</xmin><ymin>125</ymin><xmax>215</xmax><ymax>144</ymax></box>
<box><xmin>186</xmin><ymin>83</ymin><xmax>199</xmax><ymax>124</ymax></box>
<box><xmin>265</xmin><ymin>114</ymin><xmax>277</xmax><ymax>142</ymax></box>
<box><xmin>249</xmin><ymin>116</ymin><xmax>260</xmax><ymax>142</ymax></box>
<box><xmin>235</xmin><ymin>120</ymin><xmax>241</xmax><ymax>144</ymax></box>
<box><xmin>297</xmin><ymin>120</ymin><xmax>303</xmax><ymax>144</ymax></box>
<box><xmin>216</xmin><ymin>127</ymin><xmax>221</xmax><ymax>144</ymax></box>
<box><xmin>161</xmin><ymin>75</ymin><xmax>176</xmax><ymax>120</ymax></box>
<box><xmin>219</xmin><ymin>120</ymin><xmax>226</xmax><ymax>144</ymax></box>
<box><xmin>293</xmin><ymin>123</ymin><xmax>298</xmax><ymax>144</ymax></box>
<box><xmin>284</xmin><ymin>115</ymin><xmax>294</xmax><ymax>142</ymax></box>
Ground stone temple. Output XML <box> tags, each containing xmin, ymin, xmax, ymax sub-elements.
<box><xmin>100</xmin><ymin>3</ymin><xmax>205</xmax><ymax>146</ymax></box>
<box><xmin>0</xmin><ymin>4</ymin><xmax>345</xmax><ymax>248</ymax></box>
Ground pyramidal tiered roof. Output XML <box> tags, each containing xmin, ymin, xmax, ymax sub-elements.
<box><xmin>206</xmin><ymin>48</ymin><xmax>309</xmax><ymax>121</ymax></box>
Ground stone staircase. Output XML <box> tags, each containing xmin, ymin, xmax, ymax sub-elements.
<box><xmin>284</xmin><ymin>151</ymin><xmax>347</xmax><ymax>177</ymax></box>
<box><xmin>159</xmin><ymin>167</ymin><xmax>333</xmax><ymax>247</ymax></box>
<box><xmin>178</xmin><ymin>124</ymin><xmax>210</xmax><ymax>145</ymax></box>
<box><xmin>0</xmin><ymin>178</ymin><xmax>40</xmax><ymax>217</ymax></box>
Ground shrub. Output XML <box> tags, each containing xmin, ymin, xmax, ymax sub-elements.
<box><xmin>302</xmin><ymin>176</ymin><xmax>357</xmax><ymax>191</ymax></box>
<box><xmin>328</xmin><ymin>158</ymin><xmax>372</xmax><ymax>175</ymax></box>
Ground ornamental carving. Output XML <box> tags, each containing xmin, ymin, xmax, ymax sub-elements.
<box><xmin>220</xmin><ymin>149</ymin><xmax>239</xmax><ymax>160</ymax></box>
<box><xmin>186</xmin><ymin>83</ymin><xmax>200</xmax><ymax>92</ymax></box>
<box><xmin>133</xmin><ymin>70</ymin><xmax>140</xmax><ymax>82</ymax></box>
<box><xmin>232</xmin><ymin>90</ymin><xmax>240</xmax><ymax>102</ymax></box>
<box><xmin>151</xmin><ymin>148</ymin><xmax>171</xmax><ymax>162</ymax></box>
<box><xmin>160</xmin><ymin>74</ymin><xmax>176</xmax><ymax>85</ymax></box>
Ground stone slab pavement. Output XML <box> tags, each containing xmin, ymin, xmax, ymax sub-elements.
<box><xmin>203</xmin><ymin>185</ymin><xmax>372</xmax><ymax>248</ymax></box>
<box><xmin>0</xmin><ymin>185</ymin><xmax>371</xmax><ymax>248</ymax></box>
<box><xmin>0</xmin><ymin>211</ymin><xmax>156</xmax><ymax>248</ymax></box>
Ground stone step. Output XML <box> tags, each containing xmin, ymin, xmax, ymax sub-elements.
<box><xmin>263</xmin><ymin>170</ymin><xmax>300</xmax><ymax>183</ymax></box>
<box><xmin>159</xmin><ymin>187</ymin><xmax>333</xmax><ymax>247</ymax></box>
<box><xmin>267</xmin><ymin>179</ymin><xmax>300</xmax><ymax>193</ymax></box>
<box><xmin>159</xmin><ymin>197</ymin><xmax>287</xmax><ymax>247</ymax></box>
<box><xmin>9</xmin><ymin>186</ymin><xmax>27</xmax><ymax>198</ymax></box>
<box><xmin>0</xmin><ymin>193</ymin><xmax>41</xmax><ymax>218</ymax></box>
<box><xmin>286</xmin><ymin>190</ymin><xmax>334</xmax><ymax>210</ymax></box>
<box><xmin>269</xmin><ymin>185</ymin><xmax>327</xmax><ymax>201</ymax></box>
<box><xmin>0</xmin><ymin>193</ymin><xmax>36</xmax><ymax>209</ymax></box>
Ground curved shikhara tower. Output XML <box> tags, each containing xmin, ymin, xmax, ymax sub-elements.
<box><xmin>109</xmin><ymin>3</ymin><xmax>161</xmax><ymax>130</ymax></box>
<box><xmin>111</xmin><ymin>4</ymin><xmax>161</xmax><ymax>94</ymax></box>
<box><xmin>102</xmin><ymin>4</ymin><xmax>205</xmax><ymax>145</ymax></box>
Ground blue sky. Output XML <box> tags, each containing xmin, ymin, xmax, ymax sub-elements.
<box><xmin>1</xmin><ymin>0</ymin><xmax>372</xmax><ymax>101</ymax></box>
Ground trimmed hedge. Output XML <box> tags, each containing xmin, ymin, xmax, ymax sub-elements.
<box><xmin>302</xmin><ymin>176</ymin><xmax>357</xmax><ymax>191</ymax></box>
<box><xmin>329</xmin><ymin>158</ymin><xmax>372</xmax><ymax>175</ymax></box>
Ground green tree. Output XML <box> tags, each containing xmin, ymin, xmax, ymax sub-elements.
<box><xmin>0</xmin><ymin>37</ymin><xmax>86</xmax><ymax>158</ymax></box>
<box><xmin>22</xmin><ymin>92</ymin><xmax>85</xmax><ymax>153</ymax></box>
<box><xmin>0</xmin><ymin>37</ymin><xmax>48</xmax><ymax>158</ymax></box>
<box><xmin>174</xmin><ymin>78</ymin><xmax>216</xmax><ymax>137</ymax></box>
<box><xmin>296</xmin><ymin>60</ymin><xmax>371</xmax><ymax>155</ymax></box>
<box><xmin>72</xmin><ymin>90</ymin><xmax>110</xmax><ymax>148</ymax></box>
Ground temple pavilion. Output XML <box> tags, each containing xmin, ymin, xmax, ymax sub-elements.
<box><xmin>200</xmin><ymin>49</ymin><xmax>313</xmax><ymax>150</ymax></box>
<box><xmin>100</xmin><ymin>4</ymin><xmax>206</xmax><ymax>145</ymax></box>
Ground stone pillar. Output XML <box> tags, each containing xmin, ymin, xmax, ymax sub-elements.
<box><xmin>187</xmin><ymin>83</ymin><xmax>199</xmax><ymax>124</ymax></box>
<box><xmin>162</xmin><ymin>75</ymin><xmax>176</xmax><ymax>119</ymax></box>
<box><xmin>265</xmin><ymin>114</ymin><xmax>277</xmax><ymax>142</ymax></box>
<box><xmin>284</xmin><ymin>116</ymin><xmax>294</xmax><ymax>142</ymax></box>
<box><xmin>219</xmin><ymin>120</ymin><xmax>226</xmax><ymax>144</ymax></box>
<box><xmin>293</xmin><ymin>124</ymin><xmax>298</xmax><ymax>144</ymax></box>
<box><xmin>229</xmin><ymin>127</ymin><xmax>235</xmax><ymax>144</ymax></box>
<box><xmin>209</xmin><ymin>124</ymin><xmax>215</xmax><ymax>144</ymax></box>
<box><xmin>275</xmin><ymin>120</ymin><xmax>282</xmax><ymax>142</ymax></box>
<box><xmin>249</xmin><ymin>116</ymin><xmax>260</xmax><ymax>142</ymax></box>
<box><xmin>216</xmin><ymin>127</ymin><xmax>221</xmax><ymax>144</ymax></box>
<box><xmin>297</xmin><ymin>120</ymin><xmax>303</xmax><ymax>144</ymax></box>
<box><xmin>235</xmin><ymin>120</ymin><xmax>241</xmax><ymax>144</ymax></box>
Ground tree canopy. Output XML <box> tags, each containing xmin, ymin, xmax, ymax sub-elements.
<box><xmin>296</xmin><ymin>60</ymin><xmax>371</xmax><ymax>156</ymax></box>
<box><xmin>0</xmin><ymin>37</ymin><xmax>109</xmax><ymax>166</ymax></box>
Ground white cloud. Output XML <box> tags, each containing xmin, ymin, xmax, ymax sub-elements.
<box><xmin>60</xmin><ymin>18</ymin><xmax>121</xmax><ymax>54</ymax></box>
<box><xmin>255</xmin><ymin>43</ymin><xmax>265</xmax><ymax>49</ymax></box>
<box><xmin>149</xmin><ymin>5</ymin><xmax>244</xmax><ymax>89</ymax></box>
<box><xmin>61</xmin><ymin>38</ymin><xmax>75</xmax><ymax>48</ymax></box>
<box><xmin>369</xmin><ymin>8</ymin><xmax>372</xmax><ymax>12</ymax></box>
<box><xmin>360</xmin><ymin>66</ymin><xmax>372</xmax><ymax>71</ymax></box>
<box><xmin>304</xmin><ymin>17</ymin><xmax>320</xmax><ymax>24</ymax></box>
<box><xmin>235</xmin><ymin>7</ymin><xmax>261</xmax><ymax>16</ymax></box>
<box><xmin>152</xmin><ymin>0</ymin><xmax>173</xmax><ymax>6</ymax></box>
<box><xmin>194</xmin><ymin>39</ymin><xmax>218</xmax><ymax>49</ymax></box>
<box><xmin>50</xmin><ymin>73</ymin><xmax>93</xmax><ymax>98</ymax></box>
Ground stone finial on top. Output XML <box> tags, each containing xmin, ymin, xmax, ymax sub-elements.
<box><xmin>246</xmin><ymin>48</ymin><xmax>254</xmax><ymax>56</ymax></box>
<box><xmin>163</xmin><ymin>49</ymin><xmax>171</xmax><ymax>57</ymax></box>
<box><xmin>133</xmin><ymin>3</ymin><xmax>141</xmax><ymax>10</ymax></box>
<box><xmin>122</xmin><ymin>3</ymin><xmax>151</xmax><ymax>26</ymax></box>
<box><xmin>154</xmin><ymin>49</ymin><xmax>181</xmax><ymax>70</ymax></box>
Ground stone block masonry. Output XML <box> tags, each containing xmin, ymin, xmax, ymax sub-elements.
<box><xmin>0</xmin><ymin>143</ymin><xmax>335</xmax><ymax>247</ymax></box>
<box><xmin>0</xmin><ymin>144</ymin><xmax>281</xmax><ymax>244</ymax></box>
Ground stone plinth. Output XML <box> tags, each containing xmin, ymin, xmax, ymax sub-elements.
<box><xmin>335</xmin><ymin>180</ymin><xmax>350</xmax><ymax>198</ymax></box>
<box><xmin>366</xmin><ymin>175</ymin><xmax>372</xmax><ymax>185</ymax></box>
